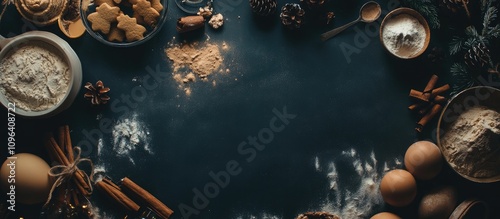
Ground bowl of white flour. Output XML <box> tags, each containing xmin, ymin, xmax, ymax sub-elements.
<box><xmin>380</xmin><ymin>8</ymin><xmax>430</xmax><ymax>59</ymax></box>
<box><xmin>0</xmin><ymin>31</ymin><xmax>82</xmax><ymax>118</ymax></box>
<box><xmin>437</xmin><ymin>86</ymin><xmax>500</xmax><ymax>183</ymax></box>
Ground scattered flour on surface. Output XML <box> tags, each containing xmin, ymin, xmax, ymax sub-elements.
<box><xmin>318</xmin><ymin>149</ymin><xmax>402</xmax><ymax>218</ymax></box>
<box><xmin>112</xmin><ymin>113</ymin><xmax>153</xmax><ymax>165</ymax></box>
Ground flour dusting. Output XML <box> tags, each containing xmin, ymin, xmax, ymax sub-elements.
<box><xmin>112</xmin><ymin>113</ymin><xmax>153</xmax><ymax>164</ymax></box>
<box><xmin>319</xmin><ymin>149</ymin><xmax>402</xmax><ymax>218</ymax></box>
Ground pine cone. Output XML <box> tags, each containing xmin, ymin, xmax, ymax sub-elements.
<box><xmin>249</xmin><ymin>0</ymin><xmax>277</xmax><ymax>16</ymax></box>
<box><xmin>441</xmin><ymin>0</ymin><xmax>470</xmax><ymax>15</ymax></box>
<box><xmin>300</xmin><ymin>0</ymin><xmax>327</xmax><ymax>9</ymax></box>
<box><xmin>280</xmin><ymin>3</ymin><xmax>305</xmax><ymax>29</ymax></box>
<box><xmin>464</xmin><ymin>42</ymin><xmax>490</xmax><ymax>68</ymax></box>
<box><xmin>84</xmin><ymin>80</ymin><xmax>110</xmax><ymax>105</ymax></box>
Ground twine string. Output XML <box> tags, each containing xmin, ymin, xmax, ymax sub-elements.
<box><xmin>43</xmin><ymin>147</ymin><xmax>94</xmax><ymax>207</ymax></box>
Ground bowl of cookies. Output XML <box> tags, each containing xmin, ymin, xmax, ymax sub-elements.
<box><xmin>80</xmin><ymin>0</ymin><xmax>168</xmax><ymax>47</ymax></box>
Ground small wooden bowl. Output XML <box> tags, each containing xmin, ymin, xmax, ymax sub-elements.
<box><xmin>379</xmin><ymin>7</ymin><xmax>430</xmax><ymax>59</ymax></box>
<box><xmin>437</xmin><ymin>86</ymin><xmax>500</xmax><ymax>183</ymax></box>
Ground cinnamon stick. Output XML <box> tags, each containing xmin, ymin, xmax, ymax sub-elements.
<box><xmin>121</xmin><ymin>177</ymin><xmax>174</xmax><ymax>219</ymax></box>
<box><xmin>58</xmin><ymin>126</ymin><xmax>66</xmax><ymax>152</ymax></box>
<box><xmin>422</xmin><ymin>75</ymin><xmax>439</xmax><ymax>100</ymax></box>
<box><xmin>416</xmin><ymin>104</ymin><xmax>443</xmax><ymax>132</ymax></box>
<box><xmin>45</xmin><ymin>135</ymin><xmax>91</xmax><ymax>196</ymax></box>
<box><xmin>96</xmin><ymin>179</ymin><xmax>140</xmax><ymax>213</ymax></box>
<box><xmin>409</xmin><ymin>84</ymin><xmax>450</xmax><ymax>102</ymax></box>
<box><xmin>408</xmin><ymin>103</ymin><xmax>422</xmax><ymax>111</ymax></box>
<box><xmin>64</xmin><ymin>125</ymin><xmax>74</xmax><ymax>163</ymax></box>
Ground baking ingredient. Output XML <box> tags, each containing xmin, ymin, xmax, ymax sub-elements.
<box><xmin>408</xmin><ymin>75</ymin><xmax>449</xmax><ymax>132</ymax></box>
<box><xmin>370</xmin><ymin>212</ymin><xmax>401</xmax><ymax>219</ymax></box>
<box><xmin>166</xmin><ymin>41</ymin><xmax>223</xmax><ymax>77</ymax></box>
<box><xmin>404</xmin><ymin>141</ymin><xmax>443</xmax><ymax>180</ymax></box>
<box><xmin>0</xmin><ymin>153</ymin><xmax>53</xmax><ymax>204</ymax></box>
<box><xmin>166</xmin><ymin>40</ymin><xmax>228</xmax><ymax>95</ymax></box>
<box><xmin>209</xmin><ymin>13</ymin><xmax>224</xmax><ymax>29</ymax></box>
<box><xmin>440</xmin><ymin>106</ymin><xmax>500</xmax><ymax>178</ymax></box>
<box><xmin>176</xmin><ymin>15</ymin><xmax>205</xmax><ymax>33</ymax></box>
<box><xmin>319</xmin><ymin>149</ymin><xmax>403</xmax><ymax>218</ymax></box>
<box><xmin>112</xmin><ymin>113</ymin><xmax>153</xmax><ymax>165</ymax></box>
<box><xmin>382</xmin><ymin>14</ymin><xmax>426</xmax><ymax>58</ymax></box>
<box><xmin>418</xmin><ymin>186</ymin><xmax>457</xmax><ymax>219</ymax></box>
<box><xmin>0</xmin><ymin>41</ymin><xmax>70</xmax><ymax>111</ymax></box>
<box><xmin>379</xmin><ymin>169</ymin><xmax>417</xmax><ymax>207</ymax></box>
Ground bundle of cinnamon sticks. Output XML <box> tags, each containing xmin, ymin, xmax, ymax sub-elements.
<box><xmin>43</xmin><ymin>125</ymin><xmax>93</xmax><ymax>213</ymax></box>
<box><xmin>96</xmin><ymin>177</ymin><xmax>173</xmax><ymax>219</ymax></box>
<box><xmin>408</xmin><ymin>75</ymin><xmax>450</xmax><ymax>132</ymax></box>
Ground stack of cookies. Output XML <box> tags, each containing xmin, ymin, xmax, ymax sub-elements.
<box><xmin>87</xmin><ymin>0</ymin><xmax>164</xmax><ymax>42</ymax></box>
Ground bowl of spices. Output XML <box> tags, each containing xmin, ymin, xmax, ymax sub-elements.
<box><xmin>437</xmin><ymin>86</ymin><xmax>500</xmax><ymax>183</ymax></box>
<box><xmin>0</xmin><ymin>31</ymin><xmax>82</xmax><ymax>118</ymax></box>
<box><xmin>380</xmin><ymin>7</ymin><xmax>430</xmax><ymax>59</ymax></box>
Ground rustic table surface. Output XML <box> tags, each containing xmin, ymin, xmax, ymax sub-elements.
<box><xmin>1</xmin><ymin>0</ymin><xmax>499</xmax><ymax>218</ymax></box>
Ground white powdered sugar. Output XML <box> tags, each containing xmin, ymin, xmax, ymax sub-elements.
<box><xmin>0</xmin><ymin>41</ymin><xmax>70</xmax><ymax>111</ymax></box>
<box><xmin>382</xmin><ymin>14</ymin><xmax>426</xmax><ymax>58</ymax></box>
<box><xmin>112</xmin><ymin>113</ymin><xmax>153</xmax><ymax>164</ymax></box>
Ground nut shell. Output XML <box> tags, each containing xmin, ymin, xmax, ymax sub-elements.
<box><xmin>15</xmin><ymin>0</ymin><xmax>67</xmax><ymax>26</ymax></box>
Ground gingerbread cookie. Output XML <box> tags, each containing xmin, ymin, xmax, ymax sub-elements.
<box><xmin>149</xmin><ymin>0</ymin><xmax>163</xmax><ymax>13</ymax></box>
<box><xmin>132</xmin><ymin>0</ymin><xmax>159</xmax><ymax>26</ymax></box>
<box><xmin>108</xmin><ymin>25</ymin><xmax>125</xmax><ymax>42</ymax></box>
<box><xmin>116</xmin><ymin>14</ymin><xmax>146</xmax><ymax>41</ymax></box>
<box><xmin>87</xmin><ymin>3</ymin><xmax>120</xmax><ymax>34</ymax></box>
<box><xmin>94</xmin><ymin>0</ymin><xmax>116</xmax><ymax>6</ymax></box>
<box><xmin>133</xmin><ymin>12</ymin><xmax>147</xmax><ymax>26</ymax></box>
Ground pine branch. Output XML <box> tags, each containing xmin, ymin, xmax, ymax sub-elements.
<box><xmin>450</xmin><ymin>63</ymin><xmax>475</xmax><ymax>95</ymax></box>
<box><xmin>465</xmin><ymin>26</ymin><xmax>479</xmax><ymax>37</ymax></box>
<box><xmin>483</xmin><ymin>6</ymin><xmax>498</xmax><ymax>36</ymax></box>
<box><xmin>488</xmin><ymin>24</ymin><xmax>500</xmax><ymax>37</ymax></box>
<box><xmin>449</xmin><ymin>36</ymin><xmax>465</xmax><ymax>55</ymax></box>
<box><xmin>401</xmin><ymin>0</ymin><xmax>440</xmax><ymax>29</ymax></box>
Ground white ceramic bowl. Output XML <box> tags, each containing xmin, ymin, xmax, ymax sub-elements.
<box><xmin>0</xmin><ymin>31</ymin><xmax>82</xmax><ymax>118</ymax></box>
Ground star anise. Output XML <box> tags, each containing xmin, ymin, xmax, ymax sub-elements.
<box><xmin>84</xmin><ymin>80</ymin><xmax>110</xmax><ymax>105</ymax></box>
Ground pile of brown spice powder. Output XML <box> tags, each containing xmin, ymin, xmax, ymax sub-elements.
<box><xmin>165</xmin><ymin>40</ymin><xmax>229</xmax><ymax>95</ymax></box>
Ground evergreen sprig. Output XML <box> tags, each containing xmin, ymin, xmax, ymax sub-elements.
<box><xmin>450</xmin><ymin>63</ymin><xmax>476</xmax><ymax>95</ymax></box>
<box><xmin>401</xmin><ymin>0</ymin><xmax>440</xmax><ymax>29</ymax></box>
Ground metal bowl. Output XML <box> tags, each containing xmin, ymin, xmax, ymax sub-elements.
<box><xmin>437</xmin><ymin>86</ymin><xmax>500</xmax><ymax>183</ymax></box>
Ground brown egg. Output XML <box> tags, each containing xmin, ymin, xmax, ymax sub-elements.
<box><xmin>371</xmin><ymin>212</ymin><xmax>402</xmax><ymax>219</ymax></box>
<box><xmin>0</xmin><ymin>153</ymin><xmax>53</xmax><ymax>204</ymax></box>
<box><xmin>404</xmin><ymin>141</ymin><xmax>443</xmax><ymax>180</ymax></box>
<box><xmin>380</xmin><ymin>169</ymin><xmax>417</xmax><ymax>207</ymax></box>
<box><xmin>418</xmin><ymin>186</ymin><xmax>458</xmax><ymax>219</ymax></box>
